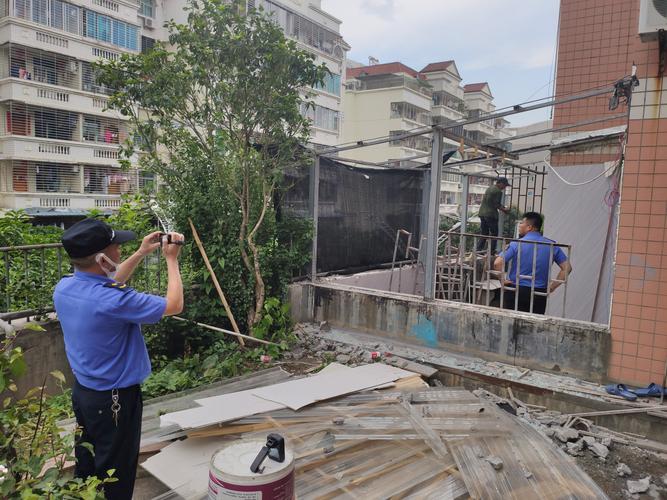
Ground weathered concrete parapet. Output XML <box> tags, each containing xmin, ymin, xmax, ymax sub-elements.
<box><xmin>289</xmin><ymin>282</ymin><xmax>611</xmax><ymax>383</ymax></box>
<box><xmin>2</xmin><ymin>319</ymin><xmax>74</xmax><ymax>396</ymax></box>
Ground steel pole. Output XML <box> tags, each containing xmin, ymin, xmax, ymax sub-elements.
<box><xmin>423</xmin><ymin>129</ymin><xmax>443</xmax><ymax>300</ymax></box>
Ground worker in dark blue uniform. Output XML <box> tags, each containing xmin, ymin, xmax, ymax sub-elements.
<box><xmin>53</xmin><ymin>218</ymin><xmax>184</xmax><ymax>500</ymax></box>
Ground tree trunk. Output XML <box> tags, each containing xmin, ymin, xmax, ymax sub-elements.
<box><xmin>238</xmin><ymin>169</ymin><xmax>256</xmax><ymax>327</ymax></box>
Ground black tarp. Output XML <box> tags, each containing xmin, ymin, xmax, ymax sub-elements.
<box><xmin>282</xmin><ymin>157</ymin><xmax>424</xmax><ymax>273</ymax></box>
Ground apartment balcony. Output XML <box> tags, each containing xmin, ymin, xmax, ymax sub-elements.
<box><xmin>0</xmin><ymin>101</ymin><xmax>129</xmax><ymax>165</ymax></box>
<box><xmin>348</xmin><ymin>74</ymin><xmax>433</xmax><ymax>99</ymax></box>
<box><xmin>0</xmin><ymin>16</ymin><xmax>138</xmax><ymax>65</ymax></box>
<box><xmin>464</xmin><ymin>120</ymin><xmax>495</xmax><ymax>139</ymax></box>
<box><xmin>0</xmin><ymin>78</ymin><xmax>124</xmax><ymax>118</ymax></box>
<box><xmin>0</xmin><ymin>135</ymin><xmax>125</xmax><ymax>166</ymax></box>
<box><xmin>431</xmin><ymin>104</ymin><xmax>465</xmax><ymax>124</ymax></box>
<box><xmin>0</xmin><ymin>160</ymin><xmax>153</xmax><ymax>213</ymax></box>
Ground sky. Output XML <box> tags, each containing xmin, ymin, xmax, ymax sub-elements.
<box><xmin>320</xmin><ymin>0</ymin><xmax>560</xmax><ymax>127</ymax></box>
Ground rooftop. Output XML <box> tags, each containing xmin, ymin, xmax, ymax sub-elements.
<box><xmin>420</xmin><ymin>60</ymin><xmax>455</xmax><ymax>73</ymax></box>
<box><xmin>346</xmin><ymin>62</ymin><xmax>423</xmax><ymax>80</ymax></box>
<box><xmin>464</xmin><ymin>82</ymin><xmax>492</xmax><ymax>96</ymax></box>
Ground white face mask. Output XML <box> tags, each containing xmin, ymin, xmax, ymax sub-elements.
<box><xmin>95</xmin><ymin>253</ymin><xmax>120</xmax><ymax>280</ymax></box>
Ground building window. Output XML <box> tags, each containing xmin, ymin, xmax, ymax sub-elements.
<box><xmin>389</xmin><ymin>130</ymin><xmax>430</xmax><ymax>152</ymax></box>
<box><xmin>33</xmin><ymin>107</ymin><xmax>77</xmax><ymax>140</ymax></box>
<box><xmin>141</xmin><ymin>35</ymin><xmax>155</xmax><ymax>53</ymax></box>
<box><xmin>256</xmin><ymin>0</ymin><xmax>342</xmax><ymax>58</ymax></box>
<box><xmin>300</xmin><ymin>103</ymin><xmax>339</xmax><ymax>132</ymax></box>
<box><xmin>138</xmin><ymin>0</ymin><xmax>153</xmax><ymax>18</ymax></box>
<box><xmin>314</xmin><ymin>72</ymin><xmax>341</xmax><ymax>96</ymax></box>
<box><xmin>83</xmin><ymin>115</ymin><xmax>120</xmax><ymax>143</ymax></box>
<box><xmin>14</xmin><ymin>0</ymin><xmax>78</xmax><ymax>35</ymax></box>
<box><xmin>35</xmin><ymin>162</ymin><xmax>59</xmax><ymax>192</ymax></box>
<box><xmin>390</xmin><ymin>102</ymin><xmax>430</xmax><ymax>125</ymax></box>
<box><xmin>82</xmin><ymin>61</ymin><xmax>114</xmax><ymax>95</ymax></box>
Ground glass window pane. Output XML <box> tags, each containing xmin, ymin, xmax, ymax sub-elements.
<box><xmin>64</xmin><ymin>4</ymin><xmax>79</xmax><ymax>34</ymax></box>
<box><xmin>32</xmin><ymin>0</ymin><xmax>47</xmax><ymax>25</ymax></box>
<box><xmin>50</xmin><ymin>0</ymin><xmax>63</xmax><ymax>30</ymax></box>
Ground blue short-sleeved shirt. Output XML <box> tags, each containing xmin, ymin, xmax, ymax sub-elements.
<box><xmin>53</xmin><ymin>270</ymin><xmax>166</xmax><ymax>390</ymax></box>
<box><xmin>499</xmin><ymin>231</ymin><xmax>568</xmax><ymax>289</ymax></box>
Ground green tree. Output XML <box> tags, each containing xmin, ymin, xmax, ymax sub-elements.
<box><xmin>96</xmin><ymin>0</ymin><xmax>326</xmax><ymax>332</ymax></box>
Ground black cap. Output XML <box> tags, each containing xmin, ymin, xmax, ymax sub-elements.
<box><xmin>497</xmin><ymin>177</ymin><xmax>511</xmax><ymax>187</ymax></box>
<box><xmin>62</xmin><ymin>218</ymin><xmax>136</xmax><ymax>258</ymax></box>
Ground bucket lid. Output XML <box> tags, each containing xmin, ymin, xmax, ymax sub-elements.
<box><xmin>212</xmin><ymin>440</ymin><xmax>294</xmax><ymax>479</ymax></box>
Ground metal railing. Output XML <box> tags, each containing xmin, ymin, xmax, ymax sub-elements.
<box><xmin>0</xmin><ymin>241</ymin><xmax>165</xmax><ymax>321</ymax></box>
<box><xmin>438</xmin><ymin>232</ymin><xmax>571</xmax><ymax>317</ymax></box>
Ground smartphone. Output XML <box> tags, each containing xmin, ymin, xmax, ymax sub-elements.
<box><xmin>156</xmin><ymin>232</ymin><xmax>184</xmax><ymax>245</ymax></box>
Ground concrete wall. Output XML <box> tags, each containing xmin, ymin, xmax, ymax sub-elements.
<box><xmin>290</xmin><ymin>282</ymin><xmax>612</xmax><ymax>382</ymax></box>
<box><xmin>554</xmin><ymin>0</ymin><xmax>667</xmax><ymax>386</ymax></box>
<box><xmin>4</xmin><ymin>320</ymin><xmax>74</xmax><ymax>397</ymax></box>
<box><xmin>322</xmin><ymin>266</ymin><xmax>422</xmax><ymax>295</ymax></box>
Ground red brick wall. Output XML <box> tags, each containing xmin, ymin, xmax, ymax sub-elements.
<box><xmin>555</xmin><ymin>0</ymin><xmax>667</xmax><ymax>385</ymax></box>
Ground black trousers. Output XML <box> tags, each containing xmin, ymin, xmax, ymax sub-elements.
<box><xmin>503</xmin><ymin>286</ymin><xmax>548</xmax><ymax>314</ymax></box>
<box><xmin>72</xmin><ymin>381</ymin><xmax>143</xmax><ymax>500</ymax></box>
<box><xmin>477</xmin><ymin>216</ymin><xmax>499</xmax><ymax>253</ymax></box>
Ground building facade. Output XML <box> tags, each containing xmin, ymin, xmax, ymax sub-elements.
<box><xmin>340</xmin><ymin>60</ymin><xmax>513</xmax><ymax>216</ymax></box>
<box><xmin>0</xmin><ymin>0</ymin><xmax>157</xmax><ymax>218</ymax></box>
<box><xmin>0</xmin><ymin>0</ymin><xmax>347</xmax><ymax>218</ymax></box>
<box><xmin>244</xmin><ymin>0</ymin><xmax>348</xmax><ymax>147</ymax></box>
<box><xmin>553</xmin><ymin>0</ymin><xmax>667</xmax><ymax>385</ymax></box>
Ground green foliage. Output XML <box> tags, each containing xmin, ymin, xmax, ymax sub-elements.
<box><xmin>95</xmin><ymin>0</ymin><xmax>324</xmax><ymax>332</ymax></box>
<box><xmin>143</xmin><ymin>297</ymin><xmax>294</xmax><ymax>399</ymax></box>
<box><xmin>0</xmin><ymin>211</ymin><xmax>65</xmax><ymax>314</ymax></box>
<box><xmin>0</xmin><ymin>336</ymin><xmax>112</xmax><ymax>498</ymax></box>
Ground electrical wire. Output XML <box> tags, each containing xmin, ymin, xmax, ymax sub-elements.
<box><xmin>542</xmin><ymin>153</ymin><xmax>620</xmax><ymax>187</ymax></box>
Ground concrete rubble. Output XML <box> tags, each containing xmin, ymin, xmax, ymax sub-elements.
<box><xmin>617</xmin><ymin>463</ymin><xmax>632</xmax><ymax>477</ymax></box>
<box><xmin>626</xmin><ymin>477</ymin><xmax>650</xmax><ymax>494</ymax></box>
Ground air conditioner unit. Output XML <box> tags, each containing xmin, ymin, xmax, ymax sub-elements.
<box><xmin>142</xmin><ymin>17</ymin><xmax>154</xmax><ymax>29</ymax></box>
<box><xmin>639</xmin><ymin>0</ymin><xmax>667</xmax><ymax>41</ymax></box>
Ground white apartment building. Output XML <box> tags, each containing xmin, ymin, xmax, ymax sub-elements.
<box><xmin>0</xmin><ymin>0</ymin><xmax>346</xmax><ymax>219</ymax></box>
<box><xmin>0</xmin><ymin>0</ymin><xmax>160</xmax><ymax>218</ymax></box>
<box><xmin>341</xmin><ymin>62</ymin><xmax>433</xmax><ymax>166</ymax></box>
<box><xmin>341</xmin><ymin>61</ymin><xmax>515</xmax><ymax>217</ymax></box>
<box><xmin>247</xmin><ymin>0</ymin><xmax>348</xmax><ymax>147</ymax></box>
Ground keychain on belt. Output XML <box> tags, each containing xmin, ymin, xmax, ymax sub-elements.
<box><xmin>111</xmin><ymin>389</ymin><xmax>121</xmax><ymax>426</ymax></box>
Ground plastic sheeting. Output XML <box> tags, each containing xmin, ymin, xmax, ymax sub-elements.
<box><xmin>282</xmin><ymin>157</ymin><xmax>424</xmax><ymax>273</ymax></box>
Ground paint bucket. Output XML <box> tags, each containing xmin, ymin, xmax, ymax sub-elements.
<box><xmin>208</xmin><ymin>439</ymin><xmax>294</xmax><ymax>500</ymax></box>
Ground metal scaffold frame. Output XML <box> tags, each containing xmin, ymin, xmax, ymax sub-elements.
<box><xmin>308</xmin><ymin>77</ymin><xmax>632</xmax><ymax>305</ymax></box>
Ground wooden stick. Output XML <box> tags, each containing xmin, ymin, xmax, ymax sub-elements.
<box><xmin>188</xmin><ymin>218</ymin><xmax>245</xmax><ymax>346</ymax></box>
<box><xmin>563</xmin><ymin>405</ymin><xmax>667</xmax><ymax>418</ymax></box>
<box><xmin>172</xmin><ymin>316</ymin><xmax>278</xmax><ymax>346</ymax></box>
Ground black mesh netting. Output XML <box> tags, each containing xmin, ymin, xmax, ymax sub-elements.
<box><xmin>281</xmin><ymin>156</ymin><xmax>424</xmax><ymax>273</ymax></box>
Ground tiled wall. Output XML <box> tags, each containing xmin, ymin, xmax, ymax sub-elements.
<box><xmin>555</xmin><ymin>0</ymin><xmax>667</xmax><ymax>385</ymax></box>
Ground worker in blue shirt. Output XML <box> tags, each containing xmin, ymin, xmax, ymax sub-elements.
<box><xmin>53</xmin><ymin>218</ymin><xmax>184</xmax><ymax>500</ymax></box>
<box><xmin>493</xmin><ymin>212</ymin><xmax>571</xmax><ymax>315</ymax></box>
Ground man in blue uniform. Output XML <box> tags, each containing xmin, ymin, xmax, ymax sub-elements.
<box><xmin>493</xmin><ymin>212</ymin><xmax>571</xmax><ymax>315</ymax></box>
<box><xmin>53</xmin><ymin>218</ymin><xmax>184</xmax><ymax>499</ymax></box>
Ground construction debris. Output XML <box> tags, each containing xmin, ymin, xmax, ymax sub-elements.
<box><xmin>141</xmin><ymin>363</ymin><xmax>608</xmax><ymax>499</ymax></box>
<box><xmin>589</xmin><ymin>442</ymin><xmax>609</xmax><ymax>460</ymax></box>
<box><xmin>627</xmin><ymin>476</ymin><xmax>651</xmax><ymax>494</ymax></box>
<box><xmin>617</xmin><ymin>463</ymin><xmax>632</xmax><ymax>477</ymax></box>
